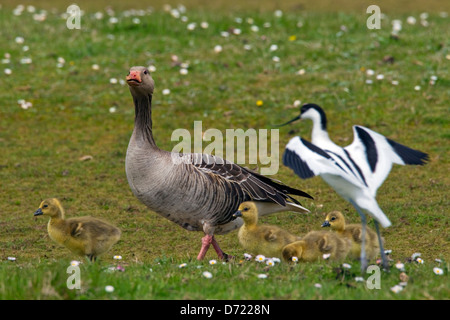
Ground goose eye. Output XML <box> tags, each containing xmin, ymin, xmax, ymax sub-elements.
<box><xmin>144</xmin><ymin>70</ymin><xmax>148</xmax><ymax>75</ymax></box>
<box><xmin>331</xmin><ymin>217</ymin><xmax>336</xmax><ymax>221</ymax></box>
<box><xmin>43</xmin><ymin>204</ymin><xmax>48</xmax><ymax>208</ymax></box>
<box><xmin>243</xmin><ymin>207</ymin><xmax>249</xmax><ymax>212</ymax></box>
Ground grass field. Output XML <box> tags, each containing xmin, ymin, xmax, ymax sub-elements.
<box><xmin>0</xmin><ymin>1</ymin><xmax>449</xmax><ymax>300</ymax></box>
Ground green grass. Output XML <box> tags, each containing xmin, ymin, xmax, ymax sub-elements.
<box><xmin>0</xmin><ymin>1</ymin><xmax>449</xmax><ymax>300</ymax></box>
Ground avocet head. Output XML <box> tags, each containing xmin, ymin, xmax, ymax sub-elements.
<box><xmin>278</xmin><ymin>103</ymin><xmax>327</xmax><ymax>130</ymax></box>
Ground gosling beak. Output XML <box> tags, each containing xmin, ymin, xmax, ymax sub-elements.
<box><xmin>126</xmin><ymin>70</ymin><xmax>142</xmax><ymax>86</ymax></box>
<box><xmin>233</xmin><ymin>210</ymin><xmax>242</xmax><ymax>218</ymax></box>
<box><xmin>34</xmin><ymin>208</ymin><xmax>43</xmax><ymax>216</ymax></box>
<box><xmin>275</xmin><ymin>115</ymin><xmax>301</xmax><ymax>127</ymax></box>
<box><xmin>321</xmin><ymin>220</ymin><xmax>331</xmax><ymax>228</ymax></box>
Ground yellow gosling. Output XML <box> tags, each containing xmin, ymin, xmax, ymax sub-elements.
<box><xmin>34</xmin><ymin>198</ymin><xmax>121</xmax><ymax>262</ymax></box>
<box><xmin>233</xmin><ymin>201</ymin><xmax>300</xmax><ymax>258</ymax></box>
<box><xmin>322</xmin><ymin>211</ymin><xmax>380</xmax><ymax>261</ymax></box>
<box><xmin>282</xmin><ymin>230</ymin><xmax>351</xmax><ymax>262</ymax></box>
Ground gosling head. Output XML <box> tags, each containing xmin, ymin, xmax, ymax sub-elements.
<box><xmin>321</xmin><ymin>211</ymin><xmax>345</xmax><ymax>230</ymax></box>
<box><xmin>34</xmin><ymin>198</ymin><xmax>65</xmax><ymax>219</ymax></box>
<box><xmin>232</xmin><ymin>201</ymin><xmax>258</xmax><ymax>225</ymax></box>
<box><xmin>126</xmin><ymin>66</ymin><xmax>155</xmax><ymax>96</ymax></box>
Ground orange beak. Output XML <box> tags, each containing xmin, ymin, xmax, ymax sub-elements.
<box><xmin>126</xmin><ymin>70</ymin><xmax>142</xmax><ymax>86</ymax></box>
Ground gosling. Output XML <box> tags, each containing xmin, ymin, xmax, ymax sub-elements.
<box><xmin>322</xmin><ymin>211</ymin><xmax>380</xmax><ymax>261</ymax></box>
<box><xmin>282</xmin><ymin>230</ymin><xmax>351</xmax><ymax>262</ymax></box>
<box><xmin>233</xmin><ymin>201</ymin><xmax>300</xmax><ymax>258</ymax></box>
<box><xmin>34</xmin><ymin>198</ymin><xmax>121</xmax><ymax>262</ymax></box>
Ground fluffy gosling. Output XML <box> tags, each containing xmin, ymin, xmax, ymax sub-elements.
<box><xmin>34</xmin><ymin>198</ymin><xmax>121</xmax><ymax>262</ymax></box>
<box><xmin>322</xmin><ymin>211</ymin><xmax>380</xmax><ymax>261</ymax></box>
<box><xmin>282</xmin><ymin>230</ymin><xmax>351</xmax><ymax>262</ymax></box>
<box><xmin>233</xmin><ymin>201</ymin><xmax>300</xmax><ymax>258</ymax></box>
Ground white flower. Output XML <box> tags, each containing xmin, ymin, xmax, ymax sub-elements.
<box><xmin>119</xmin><ymin>79</ymin><xmax>125</xmax><ymax>85</ymax></box>
<box><xmin>269</xmin><ymin>44</ymin><xmax>278</xmax><ymax>52</ymax></box>
<box><xmin>4</xmin><ymin>68</ymin><xmax>12</xmax><ymax>75</ymax></box>
<box><xmin>411</xmin><ymin>252</ymin><xmax>421</xmax><ymax>260</ymax></box>
<box><xmin>246</xmin><ymin>18</ymin><xmax>254</xmax><ymax>24</ymax></box>
<box><xmin>416</xmin><ymin>258</ymin><xmax>424</xmax><ymax>264</ymax></box>
<box><xmin>15</xmin><ymin>36</ymin><xmax>25</xmax><ymax>44</ymax></box>
<box><xmin>366</xmin><ymin>79</ymin><xmax>373</xmax><ymax>84</ymax></box>
<box><xmin>407</xmin><ymin>16</ymin><xmax>417</xmax><ymax>25</ymax></box>
<box><xmin>296</xmin><ymin>69</ymin><xmax>306</xmax><ymax>75</ymax></box>
<box><xmin>263</xmin><ymin>22</ymin><xmax>271</xmax><ymax>28</ymax></box>
<box><xmin>162</xmin><ymin>88</ymin><xmax>170</xmax><ymax>95</ymax></box>
<box><xmin>323</xmin><ymin>253</ymin><xmax>331</xmax><ymax>260</ymax></box>
<box><xmin>209</xmin><ymin>259</ymin><xmax>217</xmax><ymax>265</ymax></box>
<box><xmin>132</xmin><ymin>18</ymin><xmax>141</xmax><ymax>24</ymax></box>
<box><xmin>293</xmin><ymin>100</ymin><xmax>301</xmax><ymax>107</ymax></box>
<box><xmin>266</xmin><ymin>259</ymin><xmax>275</xmax><ymax>267</ymax></box>
<box><xmin>70</xmin><ymin>260</ymin><xmax>80</xmax><ymax>266</ymax></box>
<box><xmin>109</xmin><ymin>78</ymin><xmax>118</xmax><ymax>84</ymax></box>
<box><xmin>433</xmin><ymin>267</ymin><xmax>444</xmax><ymax>275</ymax></box>
<box><xmin>202</xmin><ymin>271</ymin><xmax>213</xmax><ymax>279</ymax></box>
<box><xmin>391</xmin><ymin>80</ymin><xmax>399</xmax><ymax>86</ymax></box>
<box><xmin>430</xmin><ymin>75</ymin><xmax>438</xmax><ymax>81</ymax></box>
<box><xmin>255</xmin><ymin>255</ymin><xmax>266</xmax><ymax>262</ymax></box>
<box><xmin>291</xmin><ymin>256</ymin><xmax>298</xmax><ymax>262</ymax></box>
<box><xmin>376</xmin><ymin>74</ymin><xmax>384</xmax><ymax>80</ymax></box>
<box><xmin>243</xmin><ymin>44</ymin><xmax>252</xmax><ymax>51</ymax></box>
<box><xmin>274</xmin><ymin>10</ymin><xmax>283</xmax><ymax>18</ymax></box>
<box><xmin>272</xmin><ymin>56</ymin><xmax>280</xmax><ymax>62</ymax></box>
<box><xmin>20</xmin><ymin>57</ymin><xmax>32</xmax><ymax>64</ymax></box>
<box><xmin>214</xmin><ymin>45</ymin><xmax>223</xmax><ymax>53</ymax></box>
<box><xmin>105</xmin><ymin>285</ymin><xmax>114</xmax><ymax>293</ymax></box>
<box><xmin>235</xmin><ymin>17</ymin><xmax>243</xmax><ymax>24</ymax></box>
<box><xmin>414</xmin><ymin>85</ymin><xmax>421</xmax><ymax>91</ymax></box>
<box><xmin>109</xmin><ymin>17</ymin><xmax>119</xmax><ymax>24</ymax></box>
<box><xmin>232</xmin><ymin>28</ymin><xmax>242</xmax><ymax>35</ymax></box>
<box><xmin>179</xmin><ymin>68</ymin><xmax>188</xmax><ymax>75</ymax></box>
<box><xmin>392</xmin><ymin>20</ymin><xmax>402</xmax><ymax>32</ymax></box>
<box><xmin>94</xmin><ymin>12</ymin><xmax>103</xmax><ymax>20</ymax></box>
<box><xmin>342</xmin><ymin>263</ymin><xmax>352</xmax><ymax>269</ymax></box>
<box><xmin>187</xmin><ymin>23</ymin><xmax>196</xmax><ymax>31</ymax></box>
<box><xmin>148</xmin><ymin>65</ymin><xmax>156</xmax><ymax>73</ymax></box>
<box><xmin>200</xmin><ymin>22</ymin><xmax>209</xmax><ymax>29</ymax></box>
<box><xmin>244</xmin><ymin>253</ymin><xmax>252</xmax><ymax>260</ymax></box>
<box><xmin>390</xmin><ymin>285</ymin><xmax>403</xmax><ymax>293</ymax></box>
<box><xmin>179</xmin><ymin>263</ymin><xmax>187</xmax><ymax>268</ymax></box>
<box><xmin>435</xmin><ymin>259</ymin><xmax>443</xmax><ymax>263</ymax></box>
<box><xmin>170</xmin><ymin>9</ymin><xmax>180</xmax><ymax>19</ymax></box>
<box><xmin>7</xmin><ymin>257</ymin><xmax>16</xmax><ymax>261</ymax></box>
<box><xmin>366</xmin><ymin>69</ymin><xmax>375</xmax><ymax>76</ymax></box>
<box><xmin>257</xmin><ymin>274</ymin><xmax>268</xmax><ymax>279</ymax></box>
<box><xmin>355</xmin><ymin>277</ymin><xmax>364</xmax><ymax>282</ymax></box>
<box><xmin>181</xmin><ymin>16</ymin><xmax>188</xmax><ymax>22</ymax></box>
<box><xmin>419</xmin><ymin>12</ymin><xmax>429</xmax><ymax>20</ymax></box>
<box><xmin>314</xmin><ymin>283</ymin><xmax>322</xmax><ymax>288</ymax></box>
<box><xmin>250</xmin><ymin>25</ymin><xmax>259</xmax><ymax>32</ymax></box>
<box><xmin>22</xmin><ymin>45</ymin><xmax>29</xmax><ymax>52</ymax></box>
<box><xmin>92</xmin><ymin>64</ymin><xmax>100</xmax><ymax>70</ymax></box>
<box><xmin>220</xmin><ymin>31</ymin><xmax>229</xmax><ymax>38</ymax></box>
<box><xmin>57</xmin><ymin>57</ymin><xmax>65</xmax><ymax>64</ymax></box>
<box><xmin>272</xmin><ymin>258</ymin><xmax>281</xmax><ymax>263</ymax></box>
<box><xmin>395</xmin><ymin>262</ymin><xmax>405</xmax><ymax>271</ymax></box>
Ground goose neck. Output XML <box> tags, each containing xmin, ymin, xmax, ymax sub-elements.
<box><xmin>133</xmin><ymin>93</ymin><xmax>157</xmax><ymax>148</ymax></box>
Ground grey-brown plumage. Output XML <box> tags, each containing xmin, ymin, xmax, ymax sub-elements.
<box><xmin>125</xmin><ymin>66</ymin><xmax>313</xmax><ymax>260</ymax></box>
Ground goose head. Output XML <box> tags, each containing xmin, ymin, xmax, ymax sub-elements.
<box><xmin>233</xmin><ymin>201</ymin><xmax>258</xmax><ymax>226</ymax></box>
<box><xmin>126</xmin><ymin>66</ymin><xmax>155</xmax><ymax>96</ymax></box>
<box><xmin>322</xmin><ymin>211</ymin><xmax>345</xmax><ymax>231</ymax></box>
<box><xmin>34</xmin><ymin>198</ymin><xmax>65</xmax><ymax>219</ymax></box>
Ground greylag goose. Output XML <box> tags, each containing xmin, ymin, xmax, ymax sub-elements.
<box><xmin>282</xmin><ymin>230</ymin><xmax>351</xmax><ymax>263</ymax></box>
<box><xmin>232</xmin><ymin>201</ymin><xmax>301</xmax><ymax>258</ymax></box>
<box><xmin>125</xmin><ymin>66</ymin><xmax>313</xmax><ymax>260</ymax></box>
<box><xmin>322</xmin><ymin>211</ymin><xmax>380</xmax><ymax>261</ymax></box>
<box><xmin>280</xmin><ymin>103</ymin><xmax>428</xmax><ymax>270</ymax></box>
<box><xmin>34</xmin><ymin>198</ymin><xmax>121</xmax><ymax>262</ymax></box>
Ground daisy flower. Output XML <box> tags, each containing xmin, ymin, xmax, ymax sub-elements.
<box><xmin>105</xmin><ymin>285</ymin><xmax>115</xmax><ymax>293</ymax></box>
<box><xmin>433</xmin><ymin>267</ymin><xmax>444</xmax><ymax>275</ymax></box>
<box><xmin>179</xmin><ymin>263</ymin><xmax>187</xmax><ymax>268</ymax></box>
<box><xmin>269</xmin><ymin>44</ymin><xmax>278</xmax><ymax>52</ymax></box>
<box><xmin>202</xmin><ymin>271</ymin><xmax>213</xmax><ymax>279</ymax></box>
<box><xmin>70</xmin><ymin>260</ymin><xmax>80</xmax><ymax>266</ymax></box>
<box><xmin>291</xmin><ymin>256</ymin><xmax>298</xmax><ymax>262</ymax></box>
<box><xmin>293</xmin><ymin>100</ymin><xmax>301</xmax><ymax>107</ymax></box>
<box><xmin>416</xmin><ymin>258</ymin><xmax>424</xmax><ymax>264</ymax></box>
<box><xmin>179</xmin><ymin>68</ymin><xmax>188</xmax><ymax>75</ymax></box>
<box><xmin>342</xmin><ymin>263</ymin><xmax>352</xmax><ymax>269</ymax></box>
<box><xmin>323</xmin><ymin>253</ymin><xmax>331</xmax><ymax>260</ymax></box>
<box><xmin>92</xmin><ymin>64</ymin><xmax>100</xmax><ymax>70</ymax></box>
<box><xmin>162</xmin><ymin>88</ymin><xmax>170</xmax><ymax>95</ymax></box>
<box><xmin>266</xmin><ymin>259</ymin><xmax>275</xmax><ymax>267</ymax></box>
<box><xmin>209</xmin><ymin>259</ymin><xmax>217</xmax><ymax>265</ymax></box>
<box><xmin>113</xmin><ymin>255</ymin><xmax>122</xmax><ymax>260</ymax></box>
<box><xmin>390</xmin><ymin>285</ymin><xmax>403</xmax><ymax>294</ymax></box>
<box><xmin>411</xmin><ymin>252</ymin><xmax>421</xmax><ymax>260</ymax></box>
<box><xmin>7</xmin><ymin>257</ymin><xmax>16</xmax><ymax>261</ymax></box>
<box><xmin>257</xmin><ymin>274</ymin><xmax>268</xmax><ymax>279</ymax></box>
<box><xmin>395</xmin><ymin>262</ymin><xmax>405</xmax><ymax>271</ymax></box>
<box><xmin>355</xmin><ymin>277</ymin><xmax>364</xmax><ymax>282</ymax></box>
<box><xmin>314</xmin><ymin>283</ymin><xmax>322</xmax><ymax>288</ymax></box>
<box><xmin>109</xmin><ymin>78</ymin><xmax>118</xmax><ymax>84</ymax></box>
<box><xmin>243</xmin><ymin>253</ymin><xmax>252</xmax><ymax>260</ymax></box>
<box><xmin>214</xmin><ymin>45</ymin><xmax>223</xmax><ymax>53</ymax></box>
<box><xmin>255</xmin><ymin>254</ymin><xmax>266</xmax><ymax>262</ymax></box>
<box><xmin>4</xmin><ymin>68</ymin><xmax>12</xmax><ymax>75</ymax></box>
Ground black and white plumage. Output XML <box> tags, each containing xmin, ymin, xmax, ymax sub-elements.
<box><xmin>125</xmin><ymin>66</ymin><xmax>313</xmax><ymax>261</ymax></box>
<box><xmin>281</xmin><ymin>103</ymin><xmax>428</xmax><ymax>269</ymax></box>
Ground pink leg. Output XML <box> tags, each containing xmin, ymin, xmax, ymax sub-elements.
<box><xmin>211</xmin><ymin>236</ymin><xmax>225</xmax><ymax>260</ymax></box>
<box><xmin>197</xmin><ymin>234</ymin><xmax>213</xmax><ymax>260</ymax></box>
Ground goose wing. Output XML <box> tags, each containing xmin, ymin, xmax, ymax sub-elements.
<box><xmin>188</xmin><ymin>153</ymin><xmax>313</xmax><ymax>207</ymax></box>
<box><xmin>283</xmin><ymin>136</ymin><xmax>365</xmax><ymax>188</ymax></box>
<box><xmin>345</xmin><ymin>126</ymin><xmax>429</xmax><ymax>196</ymax></box>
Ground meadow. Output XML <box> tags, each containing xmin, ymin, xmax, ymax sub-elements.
<box><xmin>0</xmin><ymin>0</ymin><xmax>449</xmax><ymax>301</ymax></box>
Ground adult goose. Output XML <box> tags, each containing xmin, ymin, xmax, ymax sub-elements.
<box><xmin>280</xmin><ymin>103</ymin><xmax>428</xmax><ymax>270</ymax></box>
<box><xmin>125</xmin><ymin>66</ymin><xmax>313</xmax><ymax>261</ymax></box>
